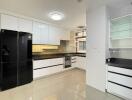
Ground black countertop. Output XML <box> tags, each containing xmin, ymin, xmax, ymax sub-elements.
<box><xmin>33</xmin><ymin>52</ymin><xmax>86</xmax><ymax>60</ymax></box>
<box><xmin>106</xmin><ymin>58</ymin><xmax>132</xmax><ymax>70</ymax></box>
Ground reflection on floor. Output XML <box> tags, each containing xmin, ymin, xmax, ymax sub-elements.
<box><xmin>0</xmin><ymin>68</ymin><xmax>86</xmax><ymax>100</ymax></box>
<box><xmin>0</xmin><ymin>68</ymin><xmax>122</xmax><ymax>100</ymax></box>
<box><xmin>86</xmin><ymin>84</ymin><xmax>123</xmax><ymax>100</ymax></box>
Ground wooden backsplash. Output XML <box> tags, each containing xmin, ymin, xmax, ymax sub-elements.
<box><xmin>32</xmin><ymin>45</ymin><xmax>59</xmax><ymax>52</ymax></box>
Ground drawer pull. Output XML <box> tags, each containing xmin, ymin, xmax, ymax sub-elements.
<box><xmin>72</xmin><ymin>61</ymin><xmax>76</xmax><ymax>63</ymax></box>
<box><xmin>108</xmin><ymin>81</ymin><xmax>132</xmax><ymax>90</ymax></box>
<box><xmin>34</xmin><ymin>64</ymin><xmax>64</xmax><ymax>70</ymax></box>
<box><xmin>108</xmin><ymin>71</ymin><xmax>132</xmax><ymax>78</ymax></box>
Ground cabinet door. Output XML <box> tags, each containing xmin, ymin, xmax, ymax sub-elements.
<box><xmin>107</xmin><ymin>82</ymin><xmax>132</xmax><ymax>100</ymax></box>
<box><xmin>76</xmin><ymin>57</ymin><xmax>86</xmax><ymax>70</ymax></box>
<box><xmin>49</xmin><ymin>25</ymin><xmax>60</xmax><ymax>45</ymax></box>
<box><xmin>1</xmin><ymin>14</ymin><xmax>18</xmax><ymax>31</ymax></box>
<box><xmin>33</xmin><ymin>65</ymin><xmax>63</xmax><ymax>79</ymax></box>
<box><xmin>33</xmin><ymin>58</ymin><xmax>64</xmax><ymax>69</ymax></box>
<box><xmin>60</xmin><ymin>29</ymin><xmax>70</xmax><ymax>40</ymax></box>
<box><xmin>33</xmin><ymin>58</ymin><xmax>64</xmax><ymax>79</ymax></box>
<box><xmin>71</xmin><ymin>56</ymin><xmax>77</xmax><ymax>68</ymax></box>
<box><xmin>33</xmin><ymin>22</ymin><xmax>49</xmax><ymax>44</ymax></box>
<box><xmin>18</xmin><ymin>18</ymin><xmax>33</xmax><ymax>33</ymax></box>
<box><xmin>64</xmin><ymin>29</ymin><xmax>70</xmax><ymax>40</ymax></box>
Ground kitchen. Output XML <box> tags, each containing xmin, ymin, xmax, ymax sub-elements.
<box><xmin>0</xmin><ymin>0</ymin><xmax>132</xmax><ymax>100</ymax></box>
<box><xmin>0</xmin><ymin>11</ymin><xmax>86</xmax><ymax>85</ymax></box>
<box><xmin>0</xmin><ymin>0</ymin><xmax>87</xmax><ymax>99</ymax></box>
<box><xmin>32</xmin><ymin>23</ymin><xmax>86</xmax><ymax>77</ymax></box>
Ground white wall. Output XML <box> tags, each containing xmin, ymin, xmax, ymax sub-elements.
<box><xmin>86</xmin><ymin>6</ymin><xmax>108</xmax><ymax>92</ymax></box>
<box><xmin>109</xmin><ymin>4</ymin><xmax>132</xmax><ymax>19</ymax></box>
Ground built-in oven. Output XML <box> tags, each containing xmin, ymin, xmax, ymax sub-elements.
<box><xmin>64</xmin><ymin>55</ymin><xmax>71</xmax><ymax>68</ymax></box>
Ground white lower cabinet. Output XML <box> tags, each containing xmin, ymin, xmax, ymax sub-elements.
<box><xmin>108</xmin><ymin>72</ymin><xmax>132</xmax><ymax>88</ymax></box>
<box><xmin>107</xmin><ymin>82</ymin><xmax>132</xmax><ymax>100</ymax></box>
<box><xmin>108</xmin><ymin>66</ymin><xmax>132</xmax><ymax>76</ymax></box>
<box><xmin>33</xmin><ymin>58</ymin><xmax>64</xmax><ymax>79</ymax></box>
<box><xmin>71</xmin><ymin>56</ymin><xmax>86</xmax><ymax>70</ymax></box>
<box><xmin>33</xmin><ymin>58</ymin><xmax>63</xmax><ymax>69</ymax></box>
<box><xmin>33</xmin><ymin>65</ymin><xmax>63</xmax><ymax>79</ymax></box>
<box><xmin>71</xmin><ymin>56</ymin><xmax>77</xmax><ymax>68</ymax></box>
<box><xmin>76</xmin><ymin>57</ymin><xmax>86</xmax><ymax>70</ymax></box>
<box><xmin>107</xmin><ymin>66</ymin><xmax>132</xmax><ymax>100</ymax></box>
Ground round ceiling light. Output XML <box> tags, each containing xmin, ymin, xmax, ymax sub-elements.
<box><xmin>48</xmin><ymin>11</ymin><xmax>64</xmax><ymax>21</ymax></box>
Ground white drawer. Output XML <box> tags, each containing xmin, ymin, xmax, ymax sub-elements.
<box><xmin>108</xmin><ymin>66</ymin><xmax>132</xmax><ymax>76</ymax></box>
<box><xmin>107</xmin><ymin>82</ymin><xmax>132</xmax><ymax>100</ymax></box>
<box><xmin>71</xmin><ymin>56</ymin><xmax>77</xmax><ymax>60</ymax></box>
<box><xmin>71</xmin><ymin>56</ymin><xmax>76</xmax><ymax>62</ymax></box>
<box><xmin>33</xmin><ymin>65</ymin><xmax>63</xmax><ymax>79</ymax></box>
<box><xmin>72</xmin><ymin>62</ymin><xmax>77</xmax><ymax>68</ymax></box>
<box><xmin>108</xmin><ymin>72</ymin><xmax>132</xmax><ymax>88</ymax></box>
<box><xmin>33</xmin><ymin>58</ymin><xmax>64</xmax><ymax>69</ymax></box>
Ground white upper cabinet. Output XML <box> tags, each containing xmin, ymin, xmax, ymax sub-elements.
<box><xmin>110</xmin><ymin>15</ymin><xmax>132</xmax><ymax>49</ymax></box>
<box><xmin>33</xmin><ymin>22</ymin><xmax>49</xmax><ymax>44</ymax></box>
<box><xmin>1</xmin><ymin>14</ymin><xmax>18</xmax><ymax>31</ymax></box>
<box><xmin>1</xmin><ymin>14</ymin><xmax>33</xmax><ymax>33</ymax></box>
<box><xmin>60</xmin><ymin>29</ymin><xmax>70</xmax><ymax>40</ymax></box>
<box><xmin>18</xmin><ymin>18</ymin><xmax>33</xmax><ymax>33</ymax></box>
<box><xmin>49</xmin><ymin>25</ymin><xmax>60</xmax><ymax>45</ymax></box>
<box><xmin>0</xmin><ymin>13</ymin><xmax>69</xmax><ymax>45</ymax></box>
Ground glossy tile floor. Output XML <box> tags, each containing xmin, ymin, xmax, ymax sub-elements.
<box><xmin>86</xmin><ymin>86</ymin><xmax>123</xmax><ymax>100</ymax></box>
<box><xmin>0</xmin><ymin>68</ymin><xmax>122</xmax><ymax>100</ymax></box>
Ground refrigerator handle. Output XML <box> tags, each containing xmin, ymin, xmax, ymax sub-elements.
<box><xmin>2</xmin><ymin>45</ymin><xmax>10</xmax><ymax>56</ymax></box>
<box><xmin>1</xmin><ymin>45</ymin><xmax>10</xmax><ymax>62</ymax></box>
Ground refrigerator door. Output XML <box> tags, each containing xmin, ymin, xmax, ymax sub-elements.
<box><xmin>18</xmin><ymin>32</ymin><xmax>33</xmax><ymax>86</ymax></box>
<box><xmin>0</xmin><ymin>29</ymin><xmax>18</xmax><ymax>90</ymax></box>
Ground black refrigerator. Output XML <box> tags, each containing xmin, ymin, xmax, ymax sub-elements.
<box><xmin>0</xmin><ymin>29</ymin><xmax>33</xmax><ymax>91</ymax></box>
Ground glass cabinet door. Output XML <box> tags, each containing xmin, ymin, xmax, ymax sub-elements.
<box><xmin>110</xmin><ymin>15</ymin><xmax>132</xmax><ymax>48</ymax></box>
<box><xmin>110</xmin><ymin>15</ymin><xmax>132</xmax><ymax>40</ymax></box>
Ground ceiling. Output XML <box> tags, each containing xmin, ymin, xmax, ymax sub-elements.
<box><xmin>0</xmin><ymin>0</ymin><xmax>86</xmax><ymax>29</ymax></box>
<box><xmin>86</xmin><ymin>0</ymin><xmax>132</xmax><ymax>9</ymax></box>
<box><xmin>86</xmin><ymin>0</ymin><xmax>132</xmax><ymax>18</ymax></box>
<box><xmin>0</xmin><ymin>0</ymin><xmax>130</xmax><ymax>29</ymax></box>
<box><xmin>107</xmin><ymin>0</ymin><xmax>132</xmax><ymax>18</ymax></box>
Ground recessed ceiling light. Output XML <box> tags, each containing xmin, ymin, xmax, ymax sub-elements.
<box><xmin>48</xmin><ymin>11</ymin><xmax>64</xmax><ymax>21</ymax></box>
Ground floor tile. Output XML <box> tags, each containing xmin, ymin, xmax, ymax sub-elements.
<box><xmin>0</xmin><ymin>68</ymin><xmax>122</xmax><ymax>100</ymax></box>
